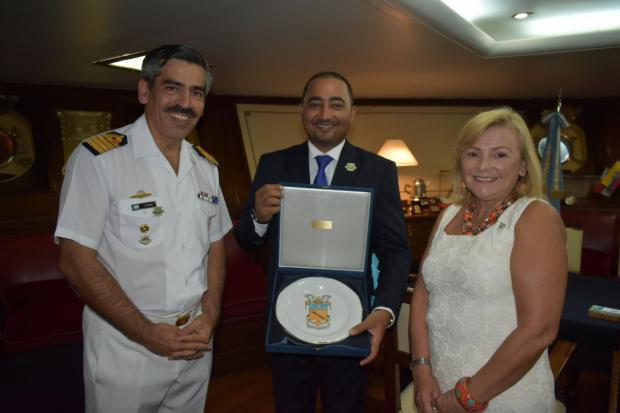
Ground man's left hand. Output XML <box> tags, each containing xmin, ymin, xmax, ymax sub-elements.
<box><xmin>348</xmin><ymin>309</ymin><xmax>391</xmax><ymax>366</ymax></box>
<box><xmin>171</xmin><ymin>309</ymin><xmax>218</xmax><ymax>360</ymax></box>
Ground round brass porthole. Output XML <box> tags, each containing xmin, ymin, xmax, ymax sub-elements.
<box><xmin>0</xmin><ymin>110</ymin><xmax>35</xmax><ymax>183</ymax></box>
<box><xmin>530</xmin><ymin>106</ymin><xmax>588</xmax><ymax>173</ymax></box>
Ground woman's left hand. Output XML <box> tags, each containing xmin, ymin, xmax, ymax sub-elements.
<box><xmin>434</xmin><ymin>389</ymin><xmax>467</xmax><ymax>413</ymax></box>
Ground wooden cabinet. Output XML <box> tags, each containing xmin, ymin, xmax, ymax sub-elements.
<box><xmin>405</xmin><ymin>213</ymin><xmax>438</xmax><ymax>273</ymax></box>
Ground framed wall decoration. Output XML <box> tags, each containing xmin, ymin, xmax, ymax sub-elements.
<box><xmin>56</xmin><ymin>110</ymin><xmax>112</xmax><ymax>172</ymax></box>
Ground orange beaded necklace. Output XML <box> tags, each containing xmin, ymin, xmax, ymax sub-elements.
<box><xmin>461</xmin><ymin>200</ymin><xmax>512</xmax><ymax>236</ymax></box>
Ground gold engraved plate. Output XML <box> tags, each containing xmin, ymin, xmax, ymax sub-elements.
<box><xmin>312</xmin><ymin>220</ymin><xmax>333</xmax><ymax>230</ymax></box>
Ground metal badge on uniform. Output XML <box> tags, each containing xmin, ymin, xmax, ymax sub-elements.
<box><xmin>139</xmin><ymin>223</ymin><xmax>151</xmax><ymax>245</ymax></box>
<box><xmin>130</xmin><ymin>190</ymin><xmax>152</xmax><ymax>199</ymax></box>
<box><xmin>197</xmin><ymin>191</ymin><xmax>219</xmax><ymax>205</ymax></box>
<box><xmin>344</xmin><ymin>162</ymin><xmax>357</xmax><ymax>172</ymax></box>
<box><xmin>152</xmin><ymin>205</ymin><xmax>164</xmax><ymax>216</ymax></box>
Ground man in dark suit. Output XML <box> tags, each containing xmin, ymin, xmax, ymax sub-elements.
<box><xmin>234</xmin><ymin>71</ymin><xmax>410</xmax><ymax>413</ymax></box>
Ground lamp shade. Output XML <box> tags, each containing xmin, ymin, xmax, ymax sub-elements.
<box><xmin>377</xmin><ymin>139</ymin><xmax>419</xmax><ymax>166</ymax></box>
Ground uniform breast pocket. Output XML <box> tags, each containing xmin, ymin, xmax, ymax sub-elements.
<box><xmin>118</xmin><ymin>197</ymin><xmax>164</xmax><ymax>249</ymax></box>
<box><xmin>197</xmin><ymin>200</ymin><xmax>217</xmax><ymax>246</ymax></box>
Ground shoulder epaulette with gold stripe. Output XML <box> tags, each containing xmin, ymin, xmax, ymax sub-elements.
<box><xmin>193</xmin><ymin>144</ymin><xmax>219</xmax><ymax>166</ymax></box>
<box><xmin>82</xmin><ymin>132</ymin><xmax>127</xmax><ymax>156</ymax></box>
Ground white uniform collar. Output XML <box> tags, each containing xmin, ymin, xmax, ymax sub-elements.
<box><xmin>129</xmin><ymin>114</ymin><xmax>194</xmax><ymax>178</ymax></box>
<box><xmin>129</xmin><ymin>114</ymin><xmax>161</xmax><ymax>159</ymax></box>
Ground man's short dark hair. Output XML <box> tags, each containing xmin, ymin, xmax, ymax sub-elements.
<box><xmin>141</xmin><ymin>44</ymin><xmax>212</xmax><ymax>91</ymax></box>
<box><xmin>301</xmin><ymin>72</ymin><xmax>354</xmax><ymax>104</ymax></box>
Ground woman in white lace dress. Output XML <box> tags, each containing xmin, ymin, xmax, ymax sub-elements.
<box><xmin>409</xmin><ymin>107</ymin><xmax>567</xmax><ymax>413</ymax></box>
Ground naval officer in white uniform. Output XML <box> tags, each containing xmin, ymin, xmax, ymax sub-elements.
<box><xmin>55</xmin><ymin>44</ymin><xmax>232</xmax><ymax>413</ymax></box>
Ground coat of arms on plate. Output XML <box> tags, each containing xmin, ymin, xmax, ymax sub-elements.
<box><xmin>305</xmin><ymin>294</ymin><xmax>331</xmax><ymax>329</ymax></box>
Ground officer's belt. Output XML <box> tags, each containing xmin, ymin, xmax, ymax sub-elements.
<box><xmin>143</xmin><ymin>304</ymin><xmax>201</xmax><ymax>327</ymax></box>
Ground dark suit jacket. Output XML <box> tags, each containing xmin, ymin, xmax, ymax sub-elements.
<box><xmin>234</xmin><ymin>140</ymin><xmax>410</xmax><ymax>317</ymax></box>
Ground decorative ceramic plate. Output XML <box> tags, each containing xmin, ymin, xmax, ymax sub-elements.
<box><xmin>275</xmin><ymin>276</ymin><xmax>362</xmax><ymax>344</ymax></box>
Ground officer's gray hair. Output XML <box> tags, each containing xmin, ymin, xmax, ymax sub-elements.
<box><xmin>141</xmin><ymin>44</ymin><xmax>213</xmax><ymax>92</ymax></box>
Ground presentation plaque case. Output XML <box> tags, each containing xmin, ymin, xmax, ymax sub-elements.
<box><xmin>266</xmin><ymin>184</ymin><xmax>373</xmax><ymax>357</ymax></box>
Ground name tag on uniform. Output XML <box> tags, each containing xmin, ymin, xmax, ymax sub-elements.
<box><xmin>131</xmin><ymin>201</ymin><xmax>156</xmax><ymax>211</ymax></box>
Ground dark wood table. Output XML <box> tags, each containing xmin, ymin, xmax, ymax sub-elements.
<box><xmin>559</xmin><ymin>273</ymin><xmax>620</xmax><ymax>353</ymax></box>
<box><xmin>557</xmin><ymin>274</ymin><xmax>620</xmax><ymax>410</ymax></box>
<box><xmin>404</xmin><ymin>212</ymin><xmax>438</xmax><ymax>273</ymax></box>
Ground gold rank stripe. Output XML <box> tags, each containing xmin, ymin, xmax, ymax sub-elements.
<box><xmin>83</xmin><ymin>132</ymin><xmax>128</xmax><ymax>156</ymax></box>
<box><xmin>193</xmin><ymin>144</ymin><xmax>219</xmax><ymax>166</ymax></box>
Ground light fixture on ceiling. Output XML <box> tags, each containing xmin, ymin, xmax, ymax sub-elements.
<box><xmin>377</xmin><ymin>138</ymin><xmax>419</xmax><ymax>167</ymax></box>
<box><xmin>93</xmin><ymin>51</ymin><xmax>147</xmax><ymax>72</ymax></box>
<box><xmin>512</xmin><ymin>12</ymin><xmax>533</xmax><ymax>20</ymax></box>
<box><xmin>390</xmin><ymin>0</ymin><xmax>620</xmax><ymax>56</ymax></box>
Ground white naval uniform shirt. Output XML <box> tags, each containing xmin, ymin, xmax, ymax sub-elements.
<box><xmin>55</xmin><ymin>114</ymin><xmax>232</xmax><ymax>317</ymax></box>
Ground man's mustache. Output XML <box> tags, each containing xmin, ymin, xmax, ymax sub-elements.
<box><xmin>164</xmin><ymin>105</ymin><xmax>197</xmax><ymax>118</ymax></box>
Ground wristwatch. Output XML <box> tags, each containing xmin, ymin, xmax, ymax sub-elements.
<box><xmin>409</xmin><ymin>357</ymin><xmax>431</xmax><ymax>370</ymax></box>
<box><xmin>251</xmin><ymin>208</ymin><xmax>270</xmax><ymax>224</ymax></box>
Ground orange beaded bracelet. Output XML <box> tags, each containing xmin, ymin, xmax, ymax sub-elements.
<box><xmin>454</xmin><ymin>377</ymin><xmax>488</xmax><ymax>412</ymax></box>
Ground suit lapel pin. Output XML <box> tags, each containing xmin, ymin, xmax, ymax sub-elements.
<box><xmin>344</xmin><ymin>162</ymin><xmax>357</xmax><ymax>172</ymax></box>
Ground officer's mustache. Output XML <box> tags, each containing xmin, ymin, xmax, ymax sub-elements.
<box><xmin>164</xmin><ymin>105</ymin><xmax>197</xmax><ymax>118</ymax></box>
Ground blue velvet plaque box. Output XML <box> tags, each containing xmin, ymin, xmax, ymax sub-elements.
<box><xmin>266</xmin><ymin>184</ymin><xmax>373</xmax><ymax>357</ymax></box>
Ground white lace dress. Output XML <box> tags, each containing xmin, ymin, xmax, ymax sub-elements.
<box><xmin>422</xmin><ymin>197</ymin><xmax>555</xmax><ymax>412</ymax></box>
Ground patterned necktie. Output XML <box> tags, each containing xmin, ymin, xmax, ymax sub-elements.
<box><xmin>313</xmin><ymin>155</ymin><xmax>333</xmax><ymax>186</ymax></box>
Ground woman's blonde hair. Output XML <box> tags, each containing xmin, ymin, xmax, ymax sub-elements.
<box><xmin>449</xmin><ymin>107</ymin><xmax>544</xmax><ymax>206</ymax></box>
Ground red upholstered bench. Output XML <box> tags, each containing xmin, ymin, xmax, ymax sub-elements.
<box><xmin>0</xmin><ymin>232</ymin><xmax>83</xmax><ymax>354</ymax></box>
<box><xmin>0</xmin><ymin>229</ymin><xmax>268</xmax><ymax>374</ymax></box>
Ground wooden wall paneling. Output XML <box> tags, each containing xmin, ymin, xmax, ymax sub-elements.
<box><xmin>2</xmin><ymin>83</ymin><xmax>620</xmax><ymax>232</ymax></box>
<box><xmin>571</xmin><ymin>100</ymin><xmax>606</xmax><ymax>176</ymax></box>
<box><xmin>0</xmin><ymin>83</ymin><xmax>138</xmax><ymax>234</ymax></box>
<box><xmin>0</xmin><ymin>190</ymin><xmax>59</xmax><ymax>233</ymax></box>
<box><xmin>199</xmin><ymin>95</ymin><xmax>252</xmax><ymax>217</ymax></box>
<box><xmin>590</xmin><ymin>99</ymin><xmax>620</xmax><ymax>171</ymax></box>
